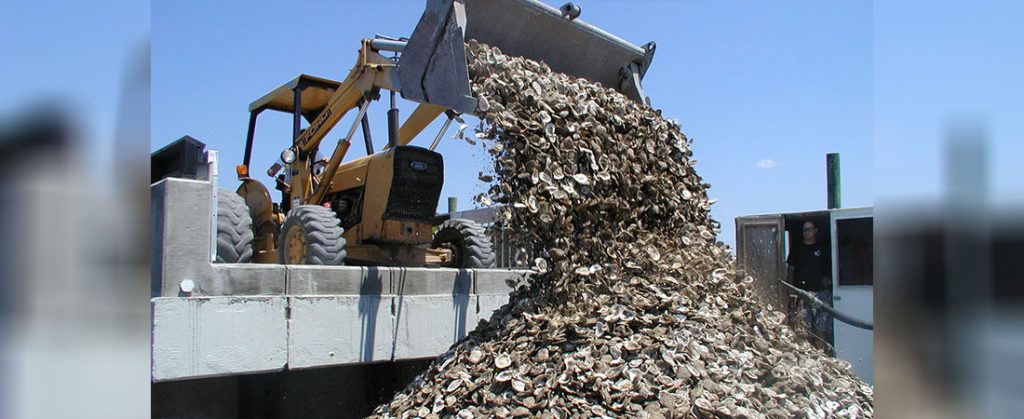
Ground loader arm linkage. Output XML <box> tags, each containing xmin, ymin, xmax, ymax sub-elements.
<box><xmin>285</xmin><ymin>39</ymin><xmax>445</xmax><ymax>205</ymax></box>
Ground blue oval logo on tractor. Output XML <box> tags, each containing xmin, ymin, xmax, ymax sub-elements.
<box><xmin>410</xmin><ymin>161</ymin><xmax>428</xmax><ymax>171</ymax></box>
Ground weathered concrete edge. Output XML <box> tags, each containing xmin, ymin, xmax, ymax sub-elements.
<box><xmin>151</xmin><ymin>292</ymin><xmax>519</xmax><ymax>381</ymax></box>
<box><xmin>151</xmin><ymin>296</ymin><xmax>289</xmax><ymax>382</ymax></box>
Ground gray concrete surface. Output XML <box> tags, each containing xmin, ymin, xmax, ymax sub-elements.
<box><xmin>288</xmin><ymin>295</ymin><xmax>395</xmax><ymax>369</ymax></box>
<box><xmin>152</xmin><ymin>177</ymin><xmax>532</xmax><ymax>382</ymax></box>
<box><xmin>151</xmin><ymin>296</ymin><xmax>289</xmax><ymax>381</ymax></box>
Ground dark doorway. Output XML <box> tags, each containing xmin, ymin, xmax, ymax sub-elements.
<box><xmin>783</xmin><ymin>212</ymin><xmax>834</xmax><ymax>348</ymax></box>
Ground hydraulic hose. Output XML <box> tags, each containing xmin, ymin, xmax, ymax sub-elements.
<box><xmin>777</xmin><ymin>279</ymin><xmax>874</xmax><ymax>331</ymax></box>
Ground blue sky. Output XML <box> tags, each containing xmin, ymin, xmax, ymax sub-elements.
<box><xmin>152</xmin><ymin>0</ymin><xmax>875</xmax><ymax>250</ymax></box>
<box><xmin>2</xmin><ymin>1</ymin><xmax>1016</xmax><ymax>249</ymax></box>
<box><xmin>873</xmin><ymin>1</ymin><xmax>1024</xmax><ymax>207</ymax></box>
<box><xmin>1</xmin><ymin>0</ymin><xmax>149</xmax><ymax>172</ymax></box>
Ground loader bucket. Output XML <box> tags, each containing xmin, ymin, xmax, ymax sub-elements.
<box><xmin>400</xmin><ymin>0</ymin><xmax>656</xmax><ymax>114</ymax></box>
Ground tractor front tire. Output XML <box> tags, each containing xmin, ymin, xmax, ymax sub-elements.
<box><xmin>278</xmin><ymin>205</ymin><xmax>347</xmax><ymax>265</ymax></box>
<box><xmin>432</xmin><ymin>219</ymin><xmax>496</xmax><ymax>268</ymax></box>
<box><xmin>215</xmin><ymin>188</ymin><xmax>254</xmax><ymax>263</ymax></box>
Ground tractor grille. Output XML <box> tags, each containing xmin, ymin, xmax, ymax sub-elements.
<box><xmin>385</xmin><ymin>146</ymin><xmax>443</xmax><ymax>221</ymax></box>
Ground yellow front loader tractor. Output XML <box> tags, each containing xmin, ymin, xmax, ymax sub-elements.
<box><xmin>214</xmin><ymin>0</ymin><xmax>656</xmax><ymax>267</ymax></box>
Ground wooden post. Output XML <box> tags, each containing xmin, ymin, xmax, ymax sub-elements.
<box><xmin>827</xmin><ymin>153</ymin><xmax>841</xmax><ymax>209</ymax></box>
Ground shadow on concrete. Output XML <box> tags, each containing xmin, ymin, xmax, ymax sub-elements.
<box><xmin>390</xmin><ymin>269</ymin><xmax>406</xmax><ymax>359</ymax></box>
<box><xmin>358</xmin><ymin>267</ymin><xmax>384</xmax><ymax>362</ymax></box>
<box><xmin>453</xmin><ymin>269</ymin><xmax>470</xmax><ymax>341</ymax></box>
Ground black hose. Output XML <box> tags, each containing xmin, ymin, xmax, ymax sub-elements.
<box><xmin>777</xmin><ymin>279</ymin><xmax>874</xmax><ymax>331</ymax></box>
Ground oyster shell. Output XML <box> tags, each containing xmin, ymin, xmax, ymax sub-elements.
<box><xmin>370</xmin><ymin>41</ymin><xmax>873</xmax><ymax>419</ymax></box>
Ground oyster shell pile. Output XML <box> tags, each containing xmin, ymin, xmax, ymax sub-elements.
<box><xmin>373</xmin><ymin>41</ymin><xmax>873</xmax><ymax>418</ymax></box>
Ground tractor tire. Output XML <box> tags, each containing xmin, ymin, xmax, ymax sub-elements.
<box><xmin>215</xmin><ymin>188</ymin><xmax>254</xmax><ymax>263</ymax></box>
<box><xmin>432</xmin><ymin>218</ymin><xmax>496</xmax><ymax>268</ymax></box>
<box><xmin>278</xmin><ymin>205</ymin><xmax>347</xmax><ymax>265</ymax></box>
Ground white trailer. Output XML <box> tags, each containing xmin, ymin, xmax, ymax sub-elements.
<box><xmin>736</xmin><ymin>207</ymin><xmax>874</xmax><ymax>384</ymax></box>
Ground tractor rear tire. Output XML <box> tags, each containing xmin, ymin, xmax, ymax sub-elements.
<box><xmin>215</xmin><ymin>188</ymin><xmax>254</xmax><ymax>263</ymax></box>
<box><xmin>432</xmin><ymin>219</ymin><xmax>496</xmax><ymax>268</ymax></box>
<box><xmin>278</xmin><ymin>205</ymin><xmax>347</xmax><ymax>265</ymax></box>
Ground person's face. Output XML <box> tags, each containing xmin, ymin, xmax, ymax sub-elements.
<box><xmin>802</xmin><ymin>222</ymin><xmax>817</xmax><ymax>240</ymax></box>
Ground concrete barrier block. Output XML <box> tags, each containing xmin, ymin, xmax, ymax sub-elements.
<box><xmin>392</xmin><ymin>295</ymin><xmax>473</xmax><ymax>359</ymax></box>
<box><xmin>288</xmin><ymin>296</ymin><xmax>395</xmax><ymax>369</ymax></box>
<box><xmin>204</xmin><ymin>264</ymin><xmax>286</xmax><ymax>296</ymax></box>
<box><xmin>152</xmin><ymin>178</ymin><xmax>217</xmax><ymax>297</ymax></box>
<box><xmin>287</xmin><ymin>266</ymin><xmax>392</xmax><ymax>295</ymax></box>
<box><xmin>476</xmin><ymin>294</ymin><xmax>512</xmax><ymax>323</ymax></box>
<box><xmin>392</xmin><ymin>267</ymin><xmax>471</xmax><ymax>296</ymax></box>
<box><xmin>151</xmin><ymin>297</ymin><xmax>288</xmax><ymax>382</ymax></box>
<box><xmin>474</xmin><ymin>269</ymin><xmax>533</xmax><ymax>295</ymax></box>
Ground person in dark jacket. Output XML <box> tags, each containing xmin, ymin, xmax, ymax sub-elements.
<box><xmin>786</xmin><ymin>220</ymin><xmax>832</xmax><ymax>351</ymax></box>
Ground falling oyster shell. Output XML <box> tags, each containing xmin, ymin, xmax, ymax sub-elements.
<box><xmin>538</xmin><ymin>110</ymin><xmax>551</xmax><ymax>124</ymax></box>
<box><xmin>711</xmin><ymin>268</ymin><xmax>728</xmax><ymax>283</ymax></box>
<box><xmin>526</xmin><ymin>195</ymin><xmax>538</xmax><ymax>212</ymax></box>
<box><xmin>452</xmin><ymin>123</ymin><xmax>468</xmax><ymax>141</ymax></box>
<box><xmin>552</xmin><ymin>189</ymin><xmax>569</xmax><ymax>202</ymax></box>
<box><xmin>477</xmin><ymin>95</ymin><xmax>490</xmax><ymax>112</ymax></box>
<box><xmin>477</xmin><ymin>194</ymin><xmax>493</xmax><ymax>206</ymax></box>
<box><xmin>539</xmin><ymin>172</ymin><xmax>553</xmax><ymax>185</ymax></box>
<box><xmin>533</xmin><ymin>258</ymin><xmax>549</xmax><ymax>273</ymax></box>
<box><xmin>645</xmin><ymin>245</ymin><xmax>661</xmax><ymax>261</ymax></box>
<box><xmin>694</xmin><ymin>397</ymin><xmax>714</xmax><ymax>412</ymax></box>
<box><xmin>551</xmin><ymin>164</ymin><xmax>565</xmax><ymax>180</ymax></box>
<box><xmin>371</xmin><ymin>41</ymin><xmax>874</xmax><ymax>419</ymax></box>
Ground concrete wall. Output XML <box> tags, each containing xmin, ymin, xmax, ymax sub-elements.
<box><xmin>151</xmin><ymin>178</ymin><xmax>530</xmax><ymax>382</ymax></box>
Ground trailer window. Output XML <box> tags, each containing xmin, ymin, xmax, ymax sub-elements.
<box><xmin>837</xmin><ymin>218</ymin><xmax>873</xmax><ymax>286</ymax></box>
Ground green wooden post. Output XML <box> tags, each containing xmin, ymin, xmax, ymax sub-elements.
<box><xmin>827</xmin><ymin>153</ymin><xmax>841</xmax><ymax>209</ymax></box>
<box><xmin>447</xmin><ymin>197</ymin><xmax>458</xmax><ymax>214</ymax></box>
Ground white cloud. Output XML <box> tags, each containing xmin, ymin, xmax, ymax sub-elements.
<box><xmin>755</xmin><ymin>159</ymin><xmax>776</xmax><ymax>169</ymax></box>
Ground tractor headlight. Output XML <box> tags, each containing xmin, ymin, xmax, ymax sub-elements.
<box><xmin>280</xmin><ymin>148</ymin><xmax>297</xmax><ymax>164</ymax></box>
